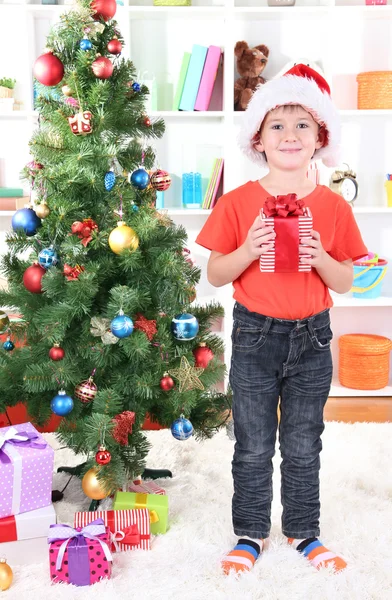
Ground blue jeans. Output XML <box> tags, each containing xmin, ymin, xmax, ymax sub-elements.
<box><xmin>229</xmin><ymin>302</ymin><xmax>333</xmax><ymax>539</ymax></box>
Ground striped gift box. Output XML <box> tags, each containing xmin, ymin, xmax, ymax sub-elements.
<box><xmin>260</xmin><ymin>207</ymin><xmax>313</xmax><ymax>273</ymax></box>
<box><xmin>74</xmin><ymin>509</ymin><xmax>151</xmax><ymax>552</ymax></box>
<box><xmin>126</xmin><ymin>479</ymin><xmax>166</xmax><ymax>495</ymax></box>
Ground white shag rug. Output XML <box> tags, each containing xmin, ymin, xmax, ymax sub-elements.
<box><xmin>4</xmin><ymin>422</ymin><xmax>392</xmax><ymax>600</ymax></box>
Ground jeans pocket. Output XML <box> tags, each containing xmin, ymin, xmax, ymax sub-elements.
<box><xmin>309</xmin><ymin>323</ymin><xmax>333</xmax><ymax>351</ymax></box>
<box><xmin>232</xmin><ymin>323</ymin><xmax>267</xmax><ymax>352</ymax></box>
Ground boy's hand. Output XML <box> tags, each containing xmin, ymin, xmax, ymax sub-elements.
<box><xmin>299</xmin><ymin>230</ymin><xmax>327</xmax><ymax>267</ymax></box>
<box><xmin>242</xmin><ymin>214</ymin><xmax>276</xmax><ymax>261</ymax></box>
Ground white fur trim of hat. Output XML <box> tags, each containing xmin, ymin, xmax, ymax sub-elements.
<box><xmin>238</xmin><ymin>63</ymin><xmax>341</xmax><ymax>168</ymax></box>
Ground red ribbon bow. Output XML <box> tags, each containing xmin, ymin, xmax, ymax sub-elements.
<box><xmin>63</xmin><ymin>264</ymin><xmax>85</xmax><ymax>281</ymax></box>
<box><xmin>71</xmin><ymin>218</ymin><xmax>99</xmax><ymax>246</ymax></box>
<box><xmin>263</xmin><ymin>194</ymin><xmax>306</xmax><ymax>218</ymax></box>
<box><xmin>118</xmin><ymin>524</ymin><xmax>141</xmax><ymax>546</ymax></box>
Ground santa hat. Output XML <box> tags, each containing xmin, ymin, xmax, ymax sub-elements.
<box><xmin>238</xmin><ymin>64</ymin><xmax>341</xmax><ymax>168</ymax></box>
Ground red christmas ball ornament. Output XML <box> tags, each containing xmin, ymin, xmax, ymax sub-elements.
<box><xmin>71</xmin><ymin>221</ymin><xmax>84</xmax><ymax>234</ymax></box>
<box><xmin>95</xmin><ymin>445</ymin><xmax>111</xmax><ymax>465</ymax></box>
<box><xmin>107</xmin><ymin>38</ymin><xmax>122</xmax><ymax>55</ymax></box>
<box><xmin>33</xmin><ymin>52</ymin><xmax>64</xmax><ymax>87</ymax></box>
<box><xmin>75</xmin><ymin>377</ymin><xmax>98</xmax><ymax>403</ymax></box>
<box><xmin>49</xmin><ymin>344</ymin><xmax>65</xmax><ymax>361</ymax></box>
<box><xmin>91</xmin><ymin>0</ymin><xmax>117</xmax><ymax>21</ymax></box>
<box><xmin>143</xmin><ymin>116</ymin><xmax>151</xmax><ymax>127</ymax></box>
<box><xmin>160</xmin><ymin>373</ymin><xmax>174</xmax><ymax>391</ymax></box>
<box><xmin>92</xmin><ymin>56</ymin><xmax>113</xmax><ymax>79</ymax></box>
<box><xmin>150</xmin><ymin>169</ymin><xmax>171</xmax><ymax>192</ymax></box>
<box><xmin>193</xmin><ymin>343</ymin><xmax>214</xmax><ymax>368</ymax></box>
<box><xmin>23</xmin><ymin>263</ymin><xmax>45</xmax><ymax>294</ymax></box>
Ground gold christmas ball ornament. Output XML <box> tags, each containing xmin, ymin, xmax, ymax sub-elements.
<box><xmin>35</xmin><ymin>200</ymin><xmax>50</xmax><ymax>219</ymax></box>
<box><xmin>81</xmin><ymin>468</ymin><xmax>109</xmax><ymax>500</ymax></box>
<box><xmin>0</xmin><ymin>311</ymin><xmax>10</xmax><ymax>334</ymax></box>
<box><xmin>62</xmin><ymin>84</ymin><xmax>73</xmax><ymax>96</ymax></box>
<box><xmin>0</xmin><ymin>558</ymin><xmax>13</xmax><ymax>591</ymax></box>
<box><xmin>108</xmin><ymin>221</ymin><xmax>139</xmax><ymax>255</ymax></box>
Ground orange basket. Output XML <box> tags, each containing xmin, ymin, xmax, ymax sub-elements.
<box><xmin>339</xmin><ymin>334</ymin><xmax>392</xmax><ymax>390</ymax></box>
<box><xmin>357</xmin><ymin>72</ymin><xmax>392</xmax><ymax>109</ymax></box>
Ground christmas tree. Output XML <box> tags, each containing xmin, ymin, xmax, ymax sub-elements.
<box><xmin>0</xmin><ymin>0</ymin><xmax>229</xmax><ymax>498</ymax></box>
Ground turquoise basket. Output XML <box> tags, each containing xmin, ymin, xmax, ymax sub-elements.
<box><xmin>352</xmin><ymin>259</ymin><xmax>388</xmax><ymax>299</ymax></box>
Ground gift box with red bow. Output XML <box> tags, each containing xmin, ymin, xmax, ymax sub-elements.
<box><xmin>48</xmin><ymin>519</ymin><xmax>112</xmax><ymax>586</ymax></box>
<box><xmin>259</xmin><ymin>194</ymin><xmax>313</xmax><ymax>273</ymax></box>
<box><xmin>74</xmin><ymin>508</ymin><xmax>151</xmax><ymax>552</ymax></box>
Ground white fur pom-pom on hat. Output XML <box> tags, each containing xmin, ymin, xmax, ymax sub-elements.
<box><xmin>238</xmin><ymin>63</ymin><xmax>341</xmax><ymax>168</ymax></box>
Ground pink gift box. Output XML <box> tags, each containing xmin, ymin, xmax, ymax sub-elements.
<box><xmin>0</xmin><ymin>422</ymin><xmax>54</xmax><ymax>519</ymax></box>
<box><xmin>259</xmin><ymin>203</ymin><xmax>313</xmax><ymax>273</ymax></box>
<box><xmin>48</xmin><ymin>520</ymin><xmax>112</xmax><ymax>586</ymax></box>
<box><xmin>127</xmin><ymin>479</ymin><xmax>166</xmax><ymax>495</ymax></box>
<box><xmin>74</xmin><ymin>508</ymin><xmax>151</xmax><ymax>552</ymax></box>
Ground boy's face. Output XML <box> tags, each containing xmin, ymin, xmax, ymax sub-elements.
<box><xmin>254</xmin><ymin>105</ymin><xmax>326</xmax><ymax>171</ymax></box>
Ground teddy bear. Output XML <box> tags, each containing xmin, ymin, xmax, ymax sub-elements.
<box><xmin>234</xmin><ymin>41</ymin><xmax>270</xmax><ymax>111</ymax></box>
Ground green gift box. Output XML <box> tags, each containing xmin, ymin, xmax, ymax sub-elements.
<box><xmin>113</xmin><ymin>491</ymin><xmax>169</xmax><ymax>535</ymax></box>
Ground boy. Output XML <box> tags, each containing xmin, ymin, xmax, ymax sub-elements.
<box><xmin>196</xmin><ymin>65</ymin><xmax>367</xmax><ymax>575</ymax></box>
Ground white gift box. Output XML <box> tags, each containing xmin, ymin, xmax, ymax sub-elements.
<box><xmin>0</xmin><ymin>504</ymin><xmax>56</xmax><ymax>565</ymax></box>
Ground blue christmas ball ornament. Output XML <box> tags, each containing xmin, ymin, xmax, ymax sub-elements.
<box><xmin>38</xmin><ymin>246</ymin><xmax>59</xmax><ymax>270</ymax></box>
<box><xmin>104</xmin><ymin>170</ymin><xmax>116</xmax><ymax>191</ymax></box>
<box><xmin>51</xmin><ymin>390</ymin><xmax>74</xmax><ymax>416</ymax></box>
<box><xmin>131</xmin><ymin>204</ymin><xmax>139</xmax><ymax>212</ymax></box>
<box><xmin>12</xmin><ymin>208</ymin><xmax>41</xmax><ymax>237</ymax></box>
<box><xmin>80</xmin><ymin>38</ymin><xmax>92</xmax><ymax>51</ymax></box>
<box><xmin>171</xmin><ymin>313</ymin><xmax>199</xmax><ymax>341</ymax></box>
<box><xmin>130</xmin><ymin>168</ymin><xmax>149</xmax><ymax>190</ymax></box>
<box><xmin>132</xmin><ymin>82</ymin><xmax>141</xmax><ymax>92</ymax></box>
<box><xmin>110</xmin><ymin>313</ymin><xmax>134</xmax><ymax>338</ymax></box>
<box><xmin>171</xmin><ymin>416</ymin><xmax>193</xmax><ymax>441</ymax></box>
<box><xmin>3</xmin><ymin>338</ymin><xmax>14</xmax><ymax>352</ymax></box>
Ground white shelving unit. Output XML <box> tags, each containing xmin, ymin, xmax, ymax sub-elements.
<box><xmin>0</xmin><ymin>0</ymin><xmax>391</xmax><ymax>398</ymax></box>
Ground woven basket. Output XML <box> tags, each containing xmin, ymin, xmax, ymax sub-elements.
<box><xmin>357</xmin><ymin>71</ymin><xmax>392</xmax><ymax>109</ymax></box>
<box><xmin>338</xmin><ymin>334</ymin><xmax>392</xmax><ymax>390</ymax></box>
<box><xmin>0</xmin><ymin>86</ymin><xmax>13</xmax><ymax>99</ymax></box>
<box><xmin>153</xmin><ymin>0</ymin><xmax>191</xmax><ymax>4</ymax></box>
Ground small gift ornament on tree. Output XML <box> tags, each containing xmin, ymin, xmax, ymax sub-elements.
<box><xmin>68</xmin><ymin>111</ymin><xmax>93</xmax><ymax>135</ymax></box>
<box><xmin>259</xmin><ymin>194</ymin><xmax>313</xmax><ymax>274</ymax></box>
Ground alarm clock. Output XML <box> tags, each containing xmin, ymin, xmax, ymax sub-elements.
<box><xmin>329</xmin><ymin>165</ymin><xmax>359</xmax><ymax>205</ymax></box>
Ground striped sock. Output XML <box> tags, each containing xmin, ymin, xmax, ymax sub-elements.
<box><xmin>288</xmin><ymin>537</ymin><xmax>347</xmax><ymax>572</ymax></box>
<box><xmin>221</xmin><ymin>537</ymin><xmax>263</xmax><ymax>575</ymax></box>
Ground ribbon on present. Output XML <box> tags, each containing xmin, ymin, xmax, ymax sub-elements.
<box><xmin>263</xmin><ymin>194</ymin><xmax>306</xmax><ymax>218</ymax></box>
<box><xmin>111</xmin><ymin>524</ymin><xmax>142</xmax><ymax>551</ymax></box>
<box><xmin>262</xmin><ymin>195</ymin><xmax>310</xmax><ymax>273</ymax></box>
<box><xmin>0</xmin><ymin>514</ymin><xmax>17</xmax><ymax>543</ymax></box>
<box><xmin>48</xmin><ymin>519</ymin><xmax>112</xmax><ymax>587</ymax></box>
<box><xmin>105</xmin><ymin>511</ymin><xmax>149</xmax><ymax>551</ymax></box>
<box><xmin>0</xmin><ymin>426</ymin><xmax>47</xmax><ymax>515</ymax></box>
<box><xmin>134</xmin><ymin>493</ymin><xmax>159</xmax><ymax>524</ymax></box>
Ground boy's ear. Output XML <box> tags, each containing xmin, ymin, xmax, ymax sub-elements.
<box><xmin>316</xmin><ymin>126</ymin><xmax>327</xmax><ymax>149</ymax></box>
<box><xmin>253</xmin><ymin>135</ymin><xmax>264</xmax><ymax>153</ymax></box>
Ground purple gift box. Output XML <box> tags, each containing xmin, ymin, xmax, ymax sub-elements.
<box><xmin>0</xmin><ymin>422</ymin><xmax>54</xmax><ymax>519</ymax></box>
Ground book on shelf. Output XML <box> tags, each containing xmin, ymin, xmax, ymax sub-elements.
<box><xmin>179</xmin><ymin>44</ymin><xmax>208</xmax><ymax>111</ymax></box>
<box><xmin>194</xmin><ymin>46</ymin><xmax>222</xmax><ymax>111</ymax></box>
<box><xmin>0</xmin><ymin>196</ymin><xmax>29</xmax><ymax>211</ymax></box>
<box><xmin>172</xmin><ymin>52</ymin><xmax>191</xmax><ymax>111</ymax></box>
<box><xmin>0</xmin><ymin>188</ymin><xmax>24</xmax><ymax>198</ymax></box>
<box><xmin>202</xmin><ymin>158</ymin><xmax>224</xmax><ymax>209</ymax></box>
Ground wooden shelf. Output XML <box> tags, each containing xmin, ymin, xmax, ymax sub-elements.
<box><xmin>150</xmin><ymin>111</ymin><xmax>224</xmax><ymax>118</ymax></box>
<box><xmin>331</xmin><ymin>294</ymin><xmax>392</xmax><ymax>307</ymax></box>
<box><xmin>161</xmin><ymin>208</ymin><xmax>211</xmax><ymax>215</ymax></box>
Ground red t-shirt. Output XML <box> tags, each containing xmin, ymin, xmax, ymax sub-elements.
<box><xmin>196</xmin><ymin>181</ymin><xmax>368</xmax><ymax>319</ymax></box>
